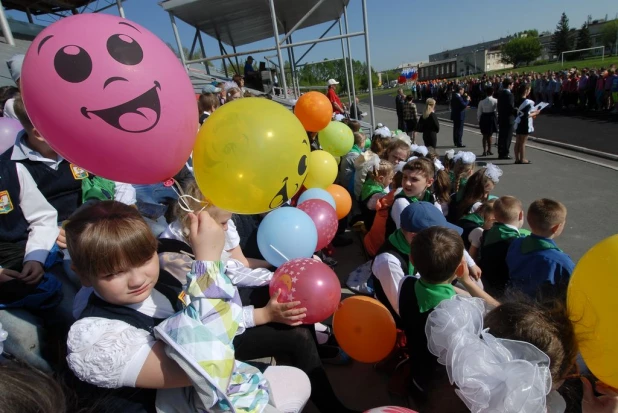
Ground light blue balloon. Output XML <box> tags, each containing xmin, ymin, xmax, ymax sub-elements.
<box><xmin>257</xmin><ymin>207</ymin><xmax>318</xmax><ymax>267</ymax></box>
<box><xmin>298</xmin><ymin>188</ymin><xmax>336</xmax><ymax>209</ymax></box>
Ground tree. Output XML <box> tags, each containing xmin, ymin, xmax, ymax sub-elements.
<box><xmin>501</xmin><ymin>36</ymin><xmax>542</xmax><ymax>67</ymax></box>
<box><xmin>551</xmin><ymin>12</ymin><xmax>572</xmax><ymax>60</ymax></box>
<box><xmin>601</xmin><ymin>19</ymin><xmax>618</xmax><ymax>56</ymax></box>
<box><xmin>575</xmin><ymin>22</ymin><xmax>592</xmax><ymax>58</ymax></box>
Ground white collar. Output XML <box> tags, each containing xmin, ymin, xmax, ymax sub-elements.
<box><xmin>11</xmin><ymin>131</ymin><xmax>64</xmax><ymax>165</ymax></box>
<box><xmin>503</xmin><ymin>223</ymin><xmax>520</xmax><ymax>232</ymax></box>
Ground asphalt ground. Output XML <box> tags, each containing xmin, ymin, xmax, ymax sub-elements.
<box><xmin>364</xmin><ymin>94</ymin><xmax>618</xmax><ymax>157</ymax></box>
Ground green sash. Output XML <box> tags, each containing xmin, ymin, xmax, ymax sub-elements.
<box><xmin>395</xmin><ymin>189</ymin><xmax>432</xmax><ymax>204</ymax></box>
<box><xmin>388</xmin><ymin>229</ymin><xmax>415</xmax><ymax>275</ymax></box>
<box><xmin>483</xmin><ymin>223</ymin><xmax>521</xmax><ymax>246</ymax></box>
<box><xmin>460</xmin><ymin>213</ymin><xmax>484</xmax><ymax>227</ymax></box>
<box><xmin>350</xmin><ymin>144</ymin><xmax>363</xmax><ymax>155</ymax></box>
<box><xmin>82</xmin><ymin>176</ymin><xmax>116</xmax><ymax>203</ymax></box>
<box><xmin>520</xmin><ymin>235</ymin><xmax>562</xmax><ymax>254</ymax></box>
<box><xmin>361</xmin><ymin>178</ymin><xmax>385</xmax><ymax>201</ymax></box>
<box><xmin>414</xmin><ymin>279</ymin><xmax>456</xmax><ymax>313</ymax></box>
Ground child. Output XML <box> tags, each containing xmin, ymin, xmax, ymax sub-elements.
<box><xmin>458</xmin><ymin>198</ymin><xmax>496</xmax><ymax>255</ymax></box>
<box><xmin>449</xmin><ymin>151</ymin><xmax>476</xmax><ymax>194</ymax></box>
<box><xmin>198</xmin><ymin>92</ymin><xmax>219</xmax><ymax>124</ymax></box>
<box><xmin>65</xmin><ymin>201</ymin><xmax>311</xmax><ymax>413</ymax></box>
<box><xmin>362</xmin><ymin>165</ymin><xmax>403</xmax><ymax>257</ymax></box>
<box><xmin>507</xmin><ymin>199</ymin><xmax>574</xmax><ymax>299</ymax></box>
<box><xmin>448</xmin><ymin>164</ymin><xmax>502</xmax><ymax>223</ymax></box>
<box><xmin>479</xmin><ymin>196</ymin><xmax>526</xmax><ymax>297</ymax></box>
<box><xmin>398</xmin><ymin>226</ymin><xmax>498</xmax><ymax>405</ymax></box>
<box><xmin>359</xmin><ymin>160</ymin><xmax>394</xmax><ymax>231</ymax></box>
<box><xmin>353</xmin><ymin>134</ymin><xmax>390</xmax><ymax>200</ymax></box>
<box><xmin>338</xmin><ymin>132</ymin><xmax>365</xmax><ymax>195</ymax></box>
<box><xmin>0</xmin><ymin>161</ymin><xmax>75</xmax><ymax>372</ymax></box>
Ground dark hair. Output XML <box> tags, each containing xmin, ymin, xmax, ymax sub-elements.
<box><xmin>0</xmin><ymin>362</ymin><xmax>66</xmax><ymax>413</ymax></box>
<box><xmin>65</xmin><ymin>201</ymin><xmax>158</xmax><ymax>279</ymax></box>
<box><xmin>198</xmin><ymin>92</ymin><xmax>219</xmax><ymax>112</ymax></box>
<box><xmin>0</xmin><ymin>85</ymin><xmax>19</xmax><ymax>115</ymax></box>
<box><xmin>370</xmin><ymin>135</ymin><xmax>390</xmax><ymax>156</ymax></box>
<box><xmin>502</xmin><ymin>78</ymin><xmax>512</xmax><ymax>88</ymax></box>
<box><xmin>485</xmin><ymin>86</ymin><xmax>494</xmax><ymax>97</ymax></box>
<box><xmin>405</xmin><ymin>95</ymin><xmax>413</xmax><ymax>101</ymax></box>
<box><xmin>348</xmin><ymin>120</ymin><xmax>361</xmax><ymax>133</ymax></box>
<box><xmin>410</xmin><ymin>226</ymin><xmax>464</xmax><ymax>283</ymax></box>
<box><xmin>455</xmin><ymin>168</ymin><xmax>493</xmax><ymax>221</ymax></box>
<box><xmin>485</xmin><ymin>296</ymin><xmax>577</xmax><ymax>383</ymax></box>
<box><xmin>13</xmin><ymin>96</ymin><xmax>33</xmax><ymax>130</ymax></box>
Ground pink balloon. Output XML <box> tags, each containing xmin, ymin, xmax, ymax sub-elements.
<box><xmin>270</xmin><ymin>258</ymin><xmax>341</xmax><ymax>324</ymax></box>
<box><xmin>364</xmin><ymin>408</ymin><xmax>418</xmax><ymax>413</ymax></box>
<box><xmin>21</xmin><ymin>14</ymin><xmax>197</xmax><ymax>184</ymax></box>
<box><xmin>0</xmin><ymin>118</ymin><xmax>23</xmax><ymax>154</ymax></box>
<box><xmin>297</xmin><ymin>199</ymin><xmax>338</xmax><ymax>250</ymax></box>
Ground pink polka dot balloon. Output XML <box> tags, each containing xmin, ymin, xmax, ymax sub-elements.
<box><xmin>297</xmin><ymin>199</ymin><xmax>338</xmax><ymax>250</ymax></box>
<box><xmin>270</xmin><ymin>258</ymin><xmax>341</xmax><ymax>324</ymax></box>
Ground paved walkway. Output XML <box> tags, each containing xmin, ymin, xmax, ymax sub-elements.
<box><xmin>364</xmin><ymin>94</ymin><xmax>618</xmax><ymax>156</ymax></box>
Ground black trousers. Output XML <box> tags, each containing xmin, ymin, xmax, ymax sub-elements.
<box><xmin>498</xmin><ymin>122</ymin><xmax>514</xmax><ymax>157</ymax></box>
<box><xmin>452</xmin><ymin>119</ymin><xmax>464</xmax><ymax>146</ymax></box>
<box><xmin>234</xmin><ymin>287</ymin><xmax>353</xmax><ymax>413</ymax></box>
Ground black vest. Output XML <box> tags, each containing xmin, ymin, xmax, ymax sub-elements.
<box><xmin>0</xmin><ymin>161</ymin><xmax>30</xmax><ymax>245</ymax></box>
<box><xmin>457</xmin><ymin>218</ymin><xmax>481</xmax><ymax>251</ymax></box>
<box><xmin>370</xmin><ymin>238</ymin><xmax>409</xmax><ymax>327</ymax></box>
<box><xmin>479</xmin><ymin>231</ymin><xmax>514</xmax><ymax>298</ymax></box>
<box><xmin>0</xmin><ymin>148</ymin><xmax>83</xmax><ymax>222</ymax></box>
<box><xmin>77</xmin><ymin>269</ymin><xmax>184</xmax><ymax>412</ymax></box>
<box><xmin>398</xmin><ymin>277</ymin><xmax>442</xmax><ymax>391</ymax></box>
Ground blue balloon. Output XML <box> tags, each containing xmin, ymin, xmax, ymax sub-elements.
<box><xmin>298</xmin><ymin>188</ymin><xmax>336</xmax><ymax>209</ymax></box>
<box><xmin>257</xmin><ymin>207</ymin><xmax>318</xmax><ymax>267</ymax></box>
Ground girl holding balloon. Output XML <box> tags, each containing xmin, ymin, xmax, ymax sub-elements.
<box><xmin>158</xmin><ymin>183</ymin><xmax>360</xmax><ymax>413</ymax></box>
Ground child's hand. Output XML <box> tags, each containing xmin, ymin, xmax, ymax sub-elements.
<box><xmin>56</xmin><ymin>227</ymin><xmax>67</xmax><ymax>249</ymax></box>
<box><xmin>188</xmin><ymin>211</ymin><xmax>225</xmax><ymax>262</ymax></box>
<box><xmin>20</xmin><ymin>261</ymin><xmax>44</xmax><ymax>285</ymax></box>
<box><xmin>0</xmin><ymin>268</ymin><xmax>20</xmax><ymax>284</ymax></box>
<box><xmin>582</xmin><ymin>377</ymin><xmax>618</xmax><ymax>413</ymax></box>
<box><xmin>264</xmin><ymin>289</ymin><xmax>307</xmax><ymax>326</ymax></box>
<box><xmin>469</xmin><ymin>265</ymin><xmax>482</xmax><ymax>281</ymax></box>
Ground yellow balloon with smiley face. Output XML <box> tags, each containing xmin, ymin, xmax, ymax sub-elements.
<box><xmin>193</xmin><ymin>98</ymin><xmax>310</xmax><ymax>214</ymax></box>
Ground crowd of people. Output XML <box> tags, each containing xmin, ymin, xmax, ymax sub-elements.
<box><xmin>408</xmin><ymin>63</ymin><xmax>618</xmax><ymax>114</ymax></box>
<box><xmin>0</xmin><ymin>45</ymin><xmax>616</xmax><ymax>413</ymax></box>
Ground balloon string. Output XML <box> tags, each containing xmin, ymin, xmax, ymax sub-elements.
<box><xmin>170</xmin><ymin>182</ymin><xmax>208</xmax><ymax>214</ymax></box>
<box><xmin>269</xmin><ymin>244</ymin><xmax>290</xmax><ymax>263</ymax></box>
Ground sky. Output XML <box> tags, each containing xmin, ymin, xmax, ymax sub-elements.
<box><xmin>5</xmin><ymin>0</ymin><xmax>618</xmax><ymax>72</ymax></box>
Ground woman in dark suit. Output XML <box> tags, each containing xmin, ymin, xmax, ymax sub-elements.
<box><xmin>419</xmin><ymin>98</ymin><xmax>440</xmax><ymax>148</ymax></box>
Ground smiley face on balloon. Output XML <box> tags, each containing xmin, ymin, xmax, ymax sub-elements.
<box><xmin>21</xmin><ymin>14</ymin><xmax>197</xmax><ymax>183</ymax></box>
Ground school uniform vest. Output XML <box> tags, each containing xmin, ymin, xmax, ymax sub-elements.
<box><xmin>0</xmin><ymin>149</ymin><xmax>83</xmax><ymax>222</ymax></box>
<box><xmin>398</xmin><ymin>277</ymin><xmax>442</xmax><ymax>391</ymax></box>
<box><xmin>478</xmin><ymin>231</ymin><xmax>515</xmax><ymax>298</ymax></box>
<box><xmin>0</xmin><ymin>161</ymin><xmax>29</xmax><ymax>245</ymax></box>
<box><xmin>457</xmin><ymin>215</ymin><xmax>483</xmax><ymax>250</ymax></box>
<box><xmin>77</xmin><ymin>270</ymin><xmax>184</xmax><ymax>413</ymax></box>
<box><xmin>370</xmin><ymin>238</ymin><xmax>409</xmax><ymax>326</ymax></box>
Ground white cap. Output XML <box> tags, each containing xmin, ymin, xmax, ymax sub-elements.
<box><xmin>327</xmin><ymin>79</ymin><xmax>340</xmax><ymax>85</ymax></box>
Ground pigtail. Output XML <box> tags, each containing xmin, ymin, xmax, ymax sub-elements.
<box><xmin>434</xmin><ymin>170</ymin><xmax>451</xmax><ymax>204</ymax></box>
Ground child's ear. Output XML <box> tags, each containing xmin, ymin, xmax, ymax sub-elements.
<box><xmin>550</xmin><ymin>222</ymin><xmax>562</xmax><ymax>235</ymax></box>
<box><xmin>519</xmin><ymin>210</ymin><xmax>524</xmax><ymax>221</ymax></box>
<box><xmin>455</xmin><ymin>257</ymin><xmax>466</xmax><ymax>277</ymax></box>
<box><xmin>427</xmin><ymin>177</ymin><xmax>435</xmax><ymax>187</ymax></box>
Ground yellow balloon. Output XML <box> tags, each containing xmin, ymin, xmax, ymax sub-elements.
<box><xmin>567</xmin><ymin>234</ymin><xmax>618</xmax><ymax>388</ymax></box>
<box><xmin>193</xmin><ymin>98</ymin><xmax>310</xmax><ymax>214</ymax></box>
<box><xmin>304</xmin><ymin>150</ymin><xmax>338</xmax><ymax>189</ymax></box>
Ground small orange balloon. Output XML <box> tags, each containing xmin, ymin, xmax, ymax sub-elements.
<box><xmin>325</xmin><ymin>184</ymin><xmax>352</xmax><ymax>219</ymax></box>
<box><xmin>333</xmin><ymin>296</ymin><xmax>397</xmax><ymax>363</ymax></box>
<box><xmin>294</xmin><ymin>91</ymin><xmax>333</xmax><ymax>132</ymax></box>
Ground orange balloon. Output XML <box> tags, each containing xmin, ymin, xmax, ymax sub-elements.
<box><xmin>325</xmin><ymin>184</ymin><xmax>352</xmax><ymax>219</ymax></box>
<box><xmin>294</xmin><ymin>91</ymin><xmax>333</xmax><ymax>132</ymax></box>
<box><xmin>333</xmin><ymin>296</ymin><xmax>397</xmax><ymax>363</ymax></box>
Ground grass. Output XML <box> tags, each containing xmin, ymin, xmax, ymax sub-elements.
<box><xmin>485</xmin><ymin>55</ymin><xmax>618</xmax><ymax>76</ymax></box>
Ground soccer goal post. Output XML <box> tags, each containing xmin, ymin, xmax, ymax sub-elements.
<box><xmin>561</xmin><ymin>46</ymin><xmax>605</xmax><ymax>66</ymax></box>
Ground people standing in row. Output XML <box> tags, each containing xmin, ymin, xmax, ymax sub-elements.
<box><xmin>450</xmin><ymin>86</ymin><xmax>470</xmax><ymax>148</ymax></box>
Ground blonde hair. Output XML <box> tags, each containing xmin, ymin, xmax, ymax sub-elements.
<box><xmin>452</xmin><ymin>158</ymin><xmax>476</xmax><ymax>193</ymax></box>
<box><xmin>423</xmin><ymin>98</ymin><xmax>436</xmax><ymax>119</ymax></box>
<box><xmin>368</xmin><ymin>159</ymin><xmax>394</xmax><ymax>181</ymax></box>
<box><xmin>65</xmin><ymin>201</ymin><xmax>158</xmax><ymax>279</ymax></box>
<box><xmin>493</xmin><ymin>196</ymin><xmax>523</xmax><ymax>224</ymax></box>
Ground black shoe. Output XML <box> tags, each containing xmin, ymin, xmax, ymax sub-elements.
<box><xmin>332</xmin><ymin>236</ymin><xmax>353</xmax><ymax>247</ymax></box>
<box><xmin>456</xmin><ymin>144</ymin><xmax>466</xmax><ymax>148</ymax></box>
<box><xmin>498</xmin><ymin>155</ymin><xmax>512</xmax><ymax>160</ymax></box>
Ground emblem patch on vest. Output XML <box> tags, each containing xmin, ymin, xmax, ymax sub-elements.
<box><xmin>0</xmin><ymin>190</ymin><xmax>13</xmax><ymax>214</ymax></box>
<box><xmin>70</xmin><ymin>164</ymin><xmax>89</xmax><ymax>180</ymax></box>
